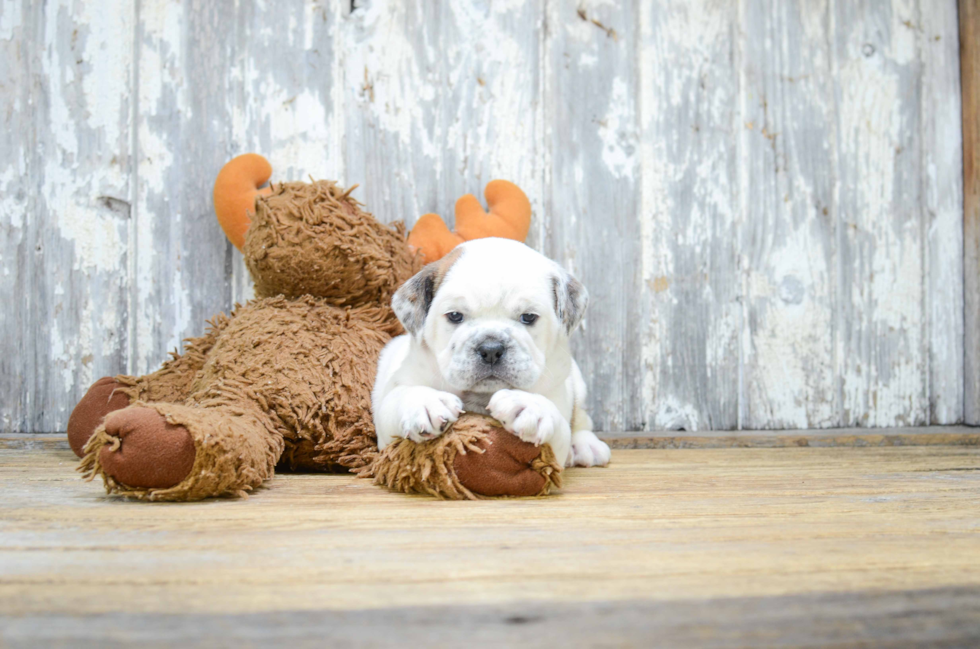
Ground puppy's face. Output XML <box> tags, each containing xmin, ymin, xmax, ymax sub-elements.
<box><xmin>393</xmin><ymin>238</ymin><xmax>588</xmax><ymax>394</ymax></box>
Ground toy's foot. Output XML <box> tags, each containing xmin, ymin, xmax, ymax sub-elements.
<box><xmin>453</xmin><ymin>427</ymin><xmax>550</xmax><ymax>497</ymax></box>
<box><xmin>98</xmin><ymin>407</ymin><xmax>196</xmax><ymax>489</ymax></box>
<box><xmin>67</xmin><ymin>377</ymin><xmax>132</xmax><ymax>457</ymax></box>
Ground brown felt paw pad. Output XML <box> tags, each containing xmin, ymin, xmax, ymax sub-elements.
<box><xmin>453</xmin><ymin>428</ymin><xmax>548</xmax><ymax>497</ymax></box>
<box><xmin>99</xmin><ymin>407</ymin><xmax>196</xmax><ymax>489</ymax></box>
<box><xmin>67</xmin><ymin>377</ymin><xmax>132</xmax><ymax>458</ymax></box>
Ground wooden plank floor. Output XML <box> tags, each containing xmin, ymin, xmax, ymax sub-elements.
<box><xmin>2</xmin><ymin>445</ymin><xmax>979</xmax><ymax>647</ymax></box>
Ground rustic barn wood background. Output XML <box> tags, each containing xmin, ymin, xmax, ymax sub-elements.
<box><xmin>0</xmin><ymin>0</ymin><xmax>967</xmax><ymax>434</ymax></box>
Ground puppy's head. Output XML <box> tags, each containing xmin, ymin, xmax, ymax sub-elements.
<box><xmin>393</xmin><ymin>238</ymin><xmax>588</xmax><ymax>394</ymax></box>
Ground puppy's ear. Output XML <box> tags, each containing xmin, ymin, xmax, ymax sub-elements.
<box><xmin>552</xmin><ymin>270</ymin><xmax>589</xmax><ymax>334</ymax></box>
<box><xmin>392</xmin><ymin>263</ymin><xmax>440</xmax><ymax>337</ymax></box>
<box><xmin>393</xmin><ymin>246</ymin><xmax>465</xmax><ymax>336</ymax></box>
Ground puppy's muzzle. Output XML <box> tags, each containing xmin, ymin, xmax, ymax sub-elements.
<box><xmin>477</xmin><ymin>340</ymin><xmax>506</xmax><ymax>366</ymax></box>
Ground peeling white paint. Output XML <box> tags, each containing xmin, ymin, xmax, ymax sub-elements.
<box><xmin>9</xmin><ymin>0</ymin><xmax>135</xmax><ymax>430</ymax></box>
<box><xmin>0</xmin><ymin>0</ymin><xmax>967</xmax><ymax>433</ymax></box>
<box><xmin>653</xmin><ymin>395</ymin><xmax>701</xmax><ymax>431</ymax></box>
<box><xmin>0</xmin><ymin>167</ymin><xmax>24</xmax><ymax>229</ymax></box>
<box><xmin>135</xmin><ymin>0</ymin><xmax>187</xmax><ymax>374</ymax></box>
<box><xmin>345</xmin><ymin>1</ymin><xmax>441</xmax><ymax>177</ymax></box>
<box><xmin>598</xmin><ymin>77</ymin><xmax>636</xmax><ymax>180</ymax></box>
<box><xmin>836</xmin><ymin>2</ymin><xmax>928</xmax><ymax>427</ymax></box>
<box><xmin>921</xmin><ymin>0</ymin><xmax>965</xmax><ymax>424</ymax></box>
<box><xmin>640</xmin><ymin>0</ymin><xmax>740</xmax><ymax>430</ymax></box>
<box><xmin>455</xmin><ymin>4</ymin><xmax>537</xmax><ymax>187</ymax></box>
<box><xmin>40</xmin><ymin>5</ymin><xmax>128</xmax><ymax>273</ymax></box>
<box><xmin>745</xmin><ymin>228</ymin><xmax>837</xmax><ymax>428</ymax></box>
<box><xmin>266</xmin><ymin>90</ymin><xmax>333</xmax><ymax>179</ymax></box>
<box><xmin>0</xmin><ymin>0</ymin><xmax>22</xmax><ymax>41</ymax></box>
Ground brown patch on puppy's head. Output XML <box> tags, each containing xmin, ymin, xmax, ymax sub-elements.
<box><xmin>392</xmin><ymin>246</ymin><xmax>464</xmax><ymax>336</ymax></box>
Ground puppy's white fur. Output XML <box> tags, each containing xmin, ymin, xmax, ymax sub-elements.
<box><xmin>372</xmin><ymin>238</ymin><xmax>610</xmax><ymax>468</ymax></box>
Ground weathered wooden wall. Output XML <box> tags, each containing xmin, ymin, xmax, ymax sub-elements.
<box><xmin>0</xmin><ymin>0</ymin><xmax>965</xmax><ymax>433</ymax></box>
<box><xmin>963</xmin><ymin>0</ymin><xmax>980</xmax><ymax>426</ymax></box>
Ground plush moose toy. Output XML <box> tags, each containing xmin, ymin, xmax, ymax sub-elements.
<box><xmin>67</xmin><ymin>155</ymin><xmax>562</xmax><ymax>501</ymax></box>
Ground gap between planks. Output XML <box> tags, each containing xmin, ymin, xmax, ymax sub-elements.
<box><xmin>2</xmin><ymin>425</ymin><xmax>978</xmax><ymax>451</ymax></box>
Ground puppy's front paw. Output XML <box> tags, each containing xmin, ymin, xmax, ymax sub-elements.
<box><xmin>399</xmin><ymin>387</ymin><xmax>463</xmax><ymax>443</ymax></box>
<box><xmin>570</xmin><ymin>430</ymin><xmax>611</xmax><ymax>467</ymax></box>
<box><xmin>487</xmin><ymin>389</ymin><xmax>565</xmax><ymax>447</ymax></box>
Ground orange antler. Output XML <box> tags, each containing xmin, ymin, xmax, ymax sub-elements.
<box><xmin>213</xmin><ymin>153</ymin><xmax>273</xmax><ymax>250</ymax></box>
<box><xmin>407</xmin><ymin>180</ymin><xmax>531</xmax><ymax>263</ymax></box>
<box><xmin>408</xmin><ymin>213</ymin><xmax>466</xmax><ymax>261</ymax></box>
<box><xmin>454</xmin><ymin>180</ymin><xmax>531</xmax><ymax>243</ymax></box>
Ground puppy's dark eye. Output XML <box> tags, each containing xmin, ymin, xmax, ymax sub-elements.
<box><xmin>446</xmin><ymin>311</ymin><xmax>464</xmax><ymax>324</ymax></box>
<box><xmin>519</xmin><ymin>313</ymin><xmax>538</xmax><ymax>325</ymax></box>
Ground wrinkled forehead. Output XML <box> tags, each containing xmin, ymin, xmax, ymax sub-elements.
<box><xmin>438</xmin><ymin>240</ymin><xmax>558</xmax><ymax>308</ymax></box>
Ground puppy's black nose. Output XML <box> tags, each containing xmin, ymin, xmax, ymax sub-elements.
<box><xmin>477</xmin><ymin>341</ymin><xmax>506</xmax><ymax>365</ymax></box>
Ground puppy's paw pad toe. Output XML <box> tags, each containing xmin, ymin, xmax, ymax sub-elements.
<box><xmin>571</xmin><ymin>432</ymin><xmax>611</xmax><ymax>467</ymax></box>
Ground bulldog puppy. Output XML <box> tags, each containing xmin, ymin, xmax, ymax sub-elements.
<box><xmin>372</xmin><ymin>238</ymin><xmax>611</xmax><ymax>468</ymax></box>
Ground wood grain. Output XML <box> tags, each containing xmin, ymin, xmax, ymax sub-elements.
<box><xmin>602</xmin><ymin>424</ymin><xmax>980</xmax><ymax>449</ymax></box>
<box><xmin>7</xmin><ymin>423</ymin><xmax>980</xmax><ymax>450</ymax></box>
<box><xmin>0</xmin><ymin>0</ymin><xmax>35</xmax><ymax>434</ymax></box>
<box><xmin>740</xmin><ymin>0</ymin><xmax>838</xmax><ymax>428</ymax></box>
<box><xmin>640</xmin><ymin>0</ymin><xmax>740</xmax><ymax>430</ymax></box>
<box><xmin>925</xmin><ymin>0</ymin><xmax>964</xmax><ymax>424</ymax></box>
<box><xmin>837</xmin><ymin>0</ymin><xmax>928</xmax><ymax>427</ymax></box>
<box><xmin>964</xmin><ymin>0</ymin><xmax>980</xmax><ymax>425</ymax></box>
<box><xmin>134</xmin><ymin>0</ymin><xmax>225</xmax><ymax>377</ymax></box>
<box><xmin>3</xmin><ymin>588</ymin><xmax>980</xmax><ymax>647</ymax></box>
<box><xmin>1</xmin><ymin>445</ymin><xmax>979</xmax><ymax>644</ymax></box>
<box><xmin>342</xmin><ymin>0</ymin><xmax>541</xmax><ymax>232</ymax></box>
<box><xmin>0</xmin><ymin>0</ymin><xmax>135</xmax><ymax>434</ymax></box>
<box><xmin>342</xmin><ymin>1</ymin><xmax>443</xmax><ymax>228</ymax></box>
<box><xmin>543</xmin><ymin>0</ymin><xmax>644</xmax><ymax>431</ymax></box>
<box><xmin>0</xmin><ymin>0</ymin><xmax>968</xmax><ymax>433</ymax></box>
<box><xmin>434</xmin><ymin>0</ymin><xmax>542</xmax><ymax>238</ymax></box>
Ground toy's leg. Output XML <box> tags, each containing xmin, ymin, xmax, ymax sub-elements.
<box><xmin>66</xmin><ymin>319</ymin><xmax>228</xmax><ymax>457</ymax></box>
<box><xmin>67</xmin><ymin>377</ymin><xmax>133</xmax><ymax>456</ymax></box>
<box><xmin>368</xmin><ymin>414</ymin><xmax>563</xmax><ymax>499</ymax></box>
<box><xmin>452</xmin><ymin>428</ymin><xmax>560</xmax><ymax>497</ymax></box>
<box><xmin>80</xmin><ymin>401</ymin><xmax>283</xmax><ymax>501</ymax></box>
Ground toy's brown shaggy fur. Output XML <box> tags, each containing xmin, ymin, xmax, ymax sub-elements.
<box><xmin>245</xmin><ymin>181</ymin><xmax>416</xmax><ymax>307</ymax></box>
<box><xmin>77</xmin><ymin>181</ymin><xmax>411</xmax><ymax>500</ymax></box>
<box><xmin>70</xmin><ymin>178</ymin><xmax>562</xmax><ymax>501</ymax></box>
<box><xmin>366</xmin><ymin>414</ymin><xmax>563</xmax><ymax>500</ymax></box>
